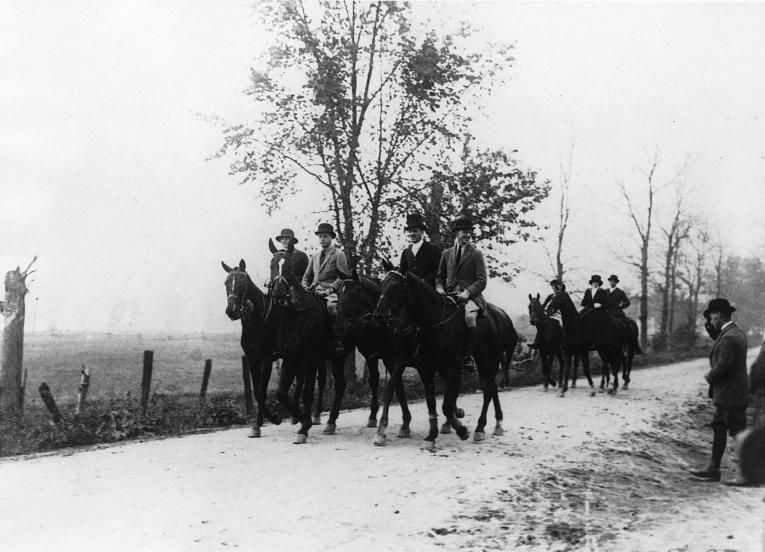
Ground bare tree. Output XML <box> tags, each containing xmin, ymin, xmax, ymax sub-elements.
<box><xmin>656</xmin><ymin>187</ymin><xmax>690</xmax><ymax>345</ymax></box>
<box><xmin>544</xmin><ymin>139</ymin><xmax>575</xmax><ymax>283</ymax></box>
<box><xmin>678</xmin><ymin>223</ymin><xmax>711</xmax><ymax>336</ymax></box>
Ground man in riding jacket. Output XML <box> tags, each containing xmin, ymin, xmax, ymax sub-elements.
<box><xmin>581</xmin><ymin>274</ymin><xmax>608</xmax><ymax>312</ymax></box>
<box><xmin>605</xmin><ymin>274</ymin><xmax>642</xmax><ymax>354</ymax></box>
<box><xmin>276</xmin><ymin>228</ymin><xmax>309</xmax><ymax>282</ymax></box>
<box><xmin>528</xmin><ymin>278</ymin><xmax>562</xmax><ymax>350</ymax></box>
<box><xmin>302</xmin><ymin>222</ymin><xmax>349</xmax><ymax>356</ymax></box>
<box><xmin>436</xmin><ymin>214</ymin><xmax>487</xmax><ymax>372</ymax></box>
<box><xmin>690</xmin><ymin>298</ymin><xmax>749</xmax><ymax>483</ymax></box>
<box><xmin>399</xmin><ymin>213</ymin><xmax>441</xmax><ymax>288</ymax></box>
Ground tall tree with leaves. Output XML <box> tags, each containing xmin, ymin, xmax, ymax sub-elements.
<box><xmin>216</xmin><ymin>0</ymin><xmax>545</xmax><ymax>274</ymax></box>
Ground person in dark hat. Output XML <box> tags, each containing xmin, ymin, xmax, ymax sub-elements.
<box><xmin>436</xmin><ymin>214</ymin><xmax>487</xmax><ymax>372</ymax></box>
<box><xmin>689</xmin><ymin>298</ymin><xmax>749</xmax><ymax>483</ymax></box>
<box><xmin>528</xmin><ymin>278</ymin><xmax>563</xmax><ymax>350</ymax></box>
<box><xmin>302</xmin><ymin>223</ymin><xmax>349</xmax><ymax>356</ymax></box>
<box><xmin>275</xmin><ymin>228</ymin><xmax>309</xmax><ymax>282</ymax></box>
<box><xmin>399</xmin><ymin>213</ymin><xmax>441</xmax><ymax>288</ymax></box>
<box><xmin>605</xmin><ymin>274</ymin><xmax>642</xmax><ymax>354</ymax></box>
<box><xmin>580</xmin><ymin>275</ymin><xmax>608</xmax><ymax>312</ymax></box>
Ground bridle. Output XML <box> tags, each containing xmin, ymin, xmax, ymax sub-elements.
<box><xmin>227</xmin><ymin>270</ymin><xmax>273</xmax><ymax>329</ymax></box>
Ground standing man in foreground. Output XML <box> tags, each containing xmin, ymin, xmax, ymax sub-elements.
<box><xmin>399</xmin><ymin>213</ymin><xmax>441</xmax><ymax>288</ymax></box>
<box><xmin>690</xmin><ymin>298</ymin><xmax>749</xmax><ymax>482</ymax></box>
<box><xmin>436</xmin><ymin>214</ymin><xmax>487</xmax><ymax>372</ymax></box>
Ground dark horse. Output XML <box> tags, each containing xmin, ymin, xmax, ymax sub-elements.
<box><xmin>269</xmin><ymin>241</ymin><xmax>348</xmax><ymax>444</ymax></box>
<box><xmin>527</xmin><ymin>293</ymin><xmax>564</xmax><ymax>390</ymax></box>
<box><xmin>221</xmin><ymin>259</ymin><xmax>282</xmax><ymax>437</ymax></box>
<box><xmin>374</xmin><ymin>270</ymin><xmax>516</xmax><ymax>447</ymax></box>
<box><xmin>334</xmin><ymin>269</ymin><xmax>413</xmax><ymax>445</ymax></box>
<box><xmin>619</xmin><ymin>316</ymin><xmax>640</xmax><ymax>390</ymax></box>
<box><xmin>548</xmin><ymin>289</ymin><xmax>623</xmax><ymax>395</ymax></box>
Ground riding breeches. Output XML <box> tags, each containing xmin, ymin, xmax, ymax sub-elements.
<box><xmin>464</xmin><ymin>299</ymin><xmax>479</xmax><ymax>327</ymax></box>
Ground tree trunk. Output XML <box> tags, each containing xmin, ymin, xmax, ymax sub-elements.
<box><xmin>0</xmin><ymin>268</ymin><xmax>29</xmax><ymax>416</ymax></box>
<box><xmin>640</xmin><ymin>244</ymin><xmax>649</xmax><ymax>350</ymax></box>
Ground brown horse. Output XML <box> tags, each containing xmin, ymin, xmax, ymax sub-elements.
<box><xmin>221</xmin><ymin>259</ymin><xmax>282</xmax><ymax>437</ymax></box>
<box><xmin>269</xmin><ymin>241</ymin><xmax>347</xmax><ymax>444</ymax></box>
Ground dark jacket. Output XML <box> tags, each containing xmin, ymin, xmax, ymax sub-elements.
<box><xmin>749</xmin><ymin>340</ymin><xmax>765</xmax><ymax>395</ymax></box>
<box><xmin>436</xmin><ymin>243</ymin><xmax>487</xmax><ymax>311</ymax></box>
<box><xmin>705</xmin><ymin>322</ymin><xmax>750</xmax><ymax>408</ymax></box>
<box><xmin>581</xmin><ymin>287</ymin><xmax>609</xmax><ymax>311</ymax></box>
<box><xmin>606</xmin><ymin>287</ymin><xmax>630</xmax><ymax>316</ymax></box>
<box><xmin>400</xmin><ymin>240</ymin><xmax>441</xmax><ymax>288</ymax></box>
<box><xmin>291</xmin><ymin>249</ymin><xmax>309</xmax><ymax>282</ymax></box>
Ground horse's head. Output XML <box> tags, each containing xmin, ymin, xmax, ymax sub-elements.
<box><xmin>335</xmin><ymin>269</ymin><xmax>381</xmax><ymax>336</ymax></box>
<box><xmin>528</xmin><ymin>293</ymin><xmax>544</xmax><ymax>326</ymax></box>
<box><xmin>372</xmin><ymin>262</ymin><xmax>410</xmax><ymax>328</ymax></box>
<box><xmin>546</xmin><ymin>285</ymin><xmax>569</xmax><ymax>315</ymax></box>
<box><xmin>222</xmin><ymin>259</ymin><xmax>255</xmax><ymax>321</ymax></box>
<box><xmin>268</xmin><ymin>238</ymin><xmax>298</xmax><ymax>304</ymax></box>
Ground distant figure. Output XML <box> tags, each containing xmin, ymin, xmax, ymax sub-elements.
<box><xmin>528</xmin><ymin>278</ymin><xmax>562</xmax><ymax>351</ymax></box>
<box><xmin>580</xmin><ymin>274</ymin><xmax>608</xmax><ymax>312</ymax></box>
<box><xmin>605</xmin><ymin>274</ymin><xmax>642</xmax><ymax>354</ymax></box>
<box><xmin>399</xmin><ymin>213</ymin><xmax>441</xmax><ymax>288</ymax></box>
<box><xmin>275</xmin><ymin>228</ymin><xmax>309</xmax><ymax>282</ymax></box>
<box><xmin>689</xmin><ymin>298</ymin><xmax>749</xmax><ymax>483</ymax></box>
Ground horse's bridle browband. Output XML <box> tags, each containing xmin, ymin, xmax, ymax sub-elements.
<box><xmin>228</xmin><ymin>271</ymin><xmax>274</xmax><ymax>330</ymax></box>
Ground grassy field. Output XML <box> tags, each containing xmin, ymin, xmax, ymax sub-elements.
<box><xmin>23</xmin><ymin>331</ymin><xmax>249</xmax><ymax>406</ymax></box>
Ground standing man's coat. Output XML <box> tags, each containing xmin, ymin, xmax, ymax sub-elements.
<box><xmin>706</xmin><ymin>322</ymin><xmax>750</xmax><ymax>408</ymax></box>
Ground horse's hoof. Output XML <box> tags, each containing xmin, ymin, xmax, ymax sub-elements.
<box><xmin>493</xmin><ymin>425</ymin><xmax>504</xmax><ymax>436</ymax></box>
<box><xmin>456</xmin><ymin>426</ymin><xmax>470</xmax><ymax>441</ymax></box>
<box><xmin>456</xmin><ymin>408</ymin><xmax>465</xmax><ymax>419</ymax></box>
<box><xmin>312</xmin><ymin>415</ymin><xmax>322</xmax><ymax>425</ymax></box>
<box><xmin>571</xmin><ymin>382</ymin><xmax>577</xmax><ymax>388</ymax></box>
<box><xmin>291</xmin><ymin>416</ymin><xmax>299</xmax><ymax>425</ymax></box>
<box><xmin>590</xmin><ymin>390</ymin><xmax>597</xmax><ymax>397</ymax></box>
<box><xmin>558</xmin><ymin>390</ymin><xmax>566</xmax><ymax>398</ymax></box>
<box><xmin>323</xmin><ymin>423</ymin><xmax>337</xmax><ymax>435</ymax></box>
<box><xmin>373</xmin><ymin>433</ymin><xmax>387</xmax><ymax>446</ymax></box>
<box><xmin>608</xmin><ymin>388</ymin><xmax>617</xmax><ymax>395</ymax></box>
<box><xmin>598</xmin><ymin>388</ymin><xmax>606</xmax><ymax>394</ymax></box>
<box><xmin>440</xmin><ymin>423</ymin><xmax>452</xmax><ymax>434</ymax></box>
<box><xmin>248</xmin><ymin>427</ymin><xmax>261</xmax><ymax>438</ymax></box>
<box><xmin>397</xmin><ymin>427</ymin><xmax>411</xmax><ymax>438</ymax></box>
<box><xmin>421</xmin><ymin>440</ymin><xmax>436</xmax><ymax>452</ymax></box>
<box><xmin>293</xmin><ymin>434</ymin><xmax>307</xmax><ymax>444</ymax></box>
<box><xmin>269</xmin><ymin>415</ymin><xmax>282</xmax><ymax>426</ymax></box>
<box><xmin>623</xmin><ymin>383</ymin><xmax>629</xmax><ymax>390</ymax></box>
<box><xmin>473</xmin><ymin>431</ymin><xmax>486</xmax><ymax>442</ymax></box>
<box><xmin>544</xmin><ymin>384</ymin><xmax>549</xmax><ymax>392</ymax></box>
<box><xmin>367</xmin><ymin>417</ymin><xmax>378</xmax><ymax>428</ymax></box>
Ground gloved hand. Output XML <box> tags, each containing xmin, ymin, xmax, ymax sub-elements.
<box><xmin>436</xmin><ymin>287</ymin><xmax>446</xmax><ymax>295</ymax></box>
<box><xmin>458</xmin><ymin>290</ymin><xmax>471</xmax><ymax>303</ymax></box>
<box><xmin>594</xmin><ymin>302</ymin><xmax>602</xmax><ymax>309</ymax></box>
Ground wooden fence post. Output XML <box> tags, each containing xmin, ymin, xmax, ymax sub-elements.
<box><xmin>0</xmin><ymin>258</ymin><xmax>36</xmax><ymax>417</ymax></box>
<box><xmin>76</xmin><ymin>365</ymin><xmax>91</xmax><ymax>415</ymax></box>
<box><xmin>242</xmin><ymin>356</ymin><xmax>254</xmax><ymax>415</ymax></box>
<box><xmin>140</xmin><ymin>350</ymin><xmax>153</xmax><ymax>413</ymax></box>
<box><xmin>38</xmin><ymin>382</ymin><xmax>62</xmax><ymax>425</ymax></box>
<box><xmin>199</xmin><ymin>359</ymin><xmax>212</xmax><ymax>403</ymax></box>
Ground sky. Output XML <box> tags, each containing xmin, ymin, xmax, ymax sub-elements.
<box><xmin>1</xmin><ymin>1</ymin><xmax>764</xmax><ymax>334</ymax></box>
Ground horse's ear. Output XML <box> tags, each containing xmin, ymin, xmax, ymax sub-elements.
<box><xmin>268</xmin><ymin>238</ymin><xmax>277</xmax><ymax>254</ymax></box>
<box><xmin>239</xmin><ymin>259</ymin><xmax>246</xmax><ymax>271</ymax></box>
<box><xmin>222</xmin><ymin>261</ymin><xmax>233</xmax><ymax>273</ymax></box>
<box><xmin>352</xmin><ymin>268</ymin><xmax>360</xmax><ymax>282</ymax></box>
<box><xmin>536</xmin><ymin>293</ymin><xmax>540</xmax><ymax>301</ymax></box>
<box><xmin>381</xmin><ymin>257</ymin><xmax>394</xmax><ymax>272</ymax></box>
<box><xmin>528</xmin><ymin>293</ymin><xmax>532</xmax><ymax>301</ymax></box>
<box><xmin>560</xmin><ymin>283</ymin><xmax>566</xmax><ymax>292</ymax></box>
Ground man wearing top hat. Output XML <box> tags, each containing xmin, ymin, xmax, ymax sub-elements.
<box><xmin>399</xmin><ymin>213</ymin><xmax>441</xmax><ymax>288</ymax></box>
<box><xmin>580</xmin><ymin>274</ymin><xmax>608</xmax><ymax>312</ymax></box>
<box><xmin>436</xmin><ymin>214</ymin><xmax>487</xmax><ymax>372</ymax></box>
<box><xmin>275</xmin><ymin>228</ymin><xmax>309</xmax><ymax>282</ymax></box>
<box><xmin>689</xmin><ymin>298</ymin><xmax>749</xmax><ymax>483</ymax></box>
<box><xmin>605</xmin><ymin>274</ymin><xmax>642</xmax><ymax>354</ymax></box>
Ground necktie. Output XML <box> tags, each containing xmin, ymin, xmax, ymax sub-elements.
<box><xmin>456</xmin><ymin>246</ymin><xmax>462</xmax><ymax>265</ymax></box>
<box><xmin>320</xmin><ymin>251</ymin><xmax>326</xmax><ymax>265</ymax></box>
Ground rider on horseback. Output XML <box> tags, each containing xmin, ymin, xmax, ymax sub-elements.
<box><xmin>605</xmin><ymin>274</ymin><xmax>642</xmax><ymax>354</ymax></box>
<box><xmin>529</xmin><ymin>278</ymin><xmax>563</xmax><ymax>350</ymax></box>
<box><xmin>275</xmin><ymin>228</ymin><xmax>309</xmax><ymax>282</ymax></box>
<box><xmin>301</xmin><ymin>223</ymin><xmax>349</xmax><ymax>356</ymax></box>
<box><xmin>580</xmin><ymin>275</ymin><xmax>608</xmax><ymax>349</ymax></box>
<box><xmin>436</xmin><ymin>214</ymin><xmax>487</xmax><ymax>373</ymax></box>
<box><xmin>399</xmin><ymin>213</ymin><xmax>441</xmax><ymax>288</ymax></box>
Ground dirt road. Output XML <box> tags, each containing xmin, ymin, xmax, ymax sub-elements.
<box><xmin>1</xmin><ymin>355</ymin><xmax>763</xmax><ymax>552</ymax></box>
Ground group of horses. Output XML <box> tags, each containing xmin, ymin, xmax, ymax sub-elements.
<box><xmin>222</xmin><ymin>240</ymin><xmax>517</xmax><ymax>449</ymax></box>
<box><xmin>527</xmin><ymin>292</ymin><xmax>640</xmax><ymax>397</ymax></box>
<box><xmin>223</xmin><ymin>240</ymin><xmax>639</xmax><ymax>448</ymax></box>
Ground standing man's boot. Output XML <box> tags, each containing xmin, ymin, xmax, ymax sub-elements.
<box><xmin>463</xmin><ymin>326</ymin><xmax>478</xmax><ymax>373</ymax></box>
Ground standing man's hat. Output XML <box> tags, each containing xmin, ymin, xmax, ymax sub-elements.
<box><xmin>275</xmin><ymin>228</ymin><xmax>298</xmax><ymax>244</ymax></box>
<box><xmin>315</xmin><ymin>223</ymin><xmax>336</xmax><ymax>238</ymax></box>
<box><xmin>451</xmin><ymin>215</ymin><xmax>474</xmax><ymax>232</ymax></box>
<box><xmin>607</xmin><ymin>274</ymin><xmax>619</xmax><ymax>283</ymax></box>
<box><xmin>589</xmin><ymin>274</ymin><xmax>603</xmax><ymax>285</ymax></box>
<box><xmin>549</xmin><ymin>279</ymin><xmax>561</xmax><ymax>287</ymax></box>
<box><xmin>703</xmin><ymin>298</ymin><xmax>737</xmax><ymax>318</ymax></box>
<box><xmin>405</xmin><ymin>213</ymin><xmax>427</xmax><ymax>231</ymax></box>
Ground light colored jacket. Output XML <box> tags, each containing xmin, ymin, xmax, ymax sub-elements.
<box><xmin>436</xmin><ymin>243</ymin><xmax>487</xmax><ymax>311</ymax></box>
<box><xmin>301</xmin><ymin>245</ymin><xmax>349</xmax><ymax>293</ymax></box>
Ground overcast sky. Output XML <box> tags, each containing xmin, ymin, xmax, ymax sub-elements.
<box><xmin>2</xmin><ymin>1</ymin><xmax>764</xmax><ymax>333</ymax></box>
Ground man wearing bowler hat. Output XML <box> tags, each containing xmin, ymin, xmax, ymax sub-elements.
<box><xmin>436</xmin><ymin>214</ymin><xmax>487</xmax><ymax>372</ymax></box>
<box><xmin>689</xmin><ymin>298</ymin><xmax>749</xmax><ymax>482</ymax></box>
<box><xmin>275</xmin><ymin>228</ymin><xmax>309</xmax><ymax>282</ymax></box>
<box><xmin>302</xmin><ymin>223</ymin><xmax>349</xmax><ymax>355</ymax></box>
<box><xmin>399</xmin><ymin>213</ymin><xmax>441</xmax><ymax>288</ymax></box>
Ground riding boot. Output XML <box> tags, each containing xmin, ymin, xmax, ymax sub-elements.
<box><xmin>333</xmin><ymin>338</ymin><xmax>345</xmax><ymax>357</ymax></box>
<box><xmin>463</xmin><ymin>327</ymin><xmax>477</xmax><ymax>373</ymax></box>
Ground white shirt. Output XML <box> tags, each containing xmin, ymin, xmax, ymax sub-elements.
<box><xmin>410</xmin><ymin>239</ymin><xmax>423</xmax><ymax>256</ymax></box>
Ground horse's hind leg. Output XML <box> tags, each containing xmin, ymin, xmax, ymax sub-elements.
<box><xmin>367</xmin><ymin>357</ymin><xmax>380</xmax><ymax>427</ymax></box>
<box><xmin>490</xmin><ymin>389</ymin><xmax>504</xmax><ymax>436</ymax></box>
<box><xmin>374</xmin><ymin>358</ymin><xmax>405</xmax><ymax>446</ymax></box>
<box><xmin>276</xmin><ymin>360</ymin><xmax>302</xmax><ymax>427</ymax></box>
<box><xmin>294</xmin><ymin>359</ymin><xmax>317</xmax><ymax>444</ymax></box>
<box><xmin>394</xmin><ymin>368</ymin><xmax>412</xmax><ymax>438</ymax></box>
<box><xmin>324</xmin><ymin>355</ymin><xmax>347</xmax><ymax>435</ymax></box>
<box><xmin>419</xmin><ymin>367</ymin><xmax>440</xmax><ymax>449</ymax></box>
<box><xmin>312</xmin><ymin>361</ymin><xmax>327</xmax><ymax>425</ymax></box>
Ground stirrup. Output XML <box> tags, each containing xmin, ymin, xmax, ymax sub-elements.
<box><xmin>462</xmin><ymin>355</ymin><xmax>477</xmax><ymax>373</ymax></box>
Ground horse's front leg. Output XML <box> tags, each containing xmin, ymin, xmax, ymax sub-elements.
<box><xmin>558</xmin><ymin>352</ymin><xmax>571</xmax><ymax>397</ymax></box>
<box><xmin>374</xmin><ymin>357</ymin><xmax>407</xmax><ymax>446</ymax></box>
<box><xmin>444</xmin><ymin>361</ymin><xmax>469</xmax><ymax>440</ymax></box>
<box><xmin>312</xmin><ymin>360</ymin><xmax>327</xmax><ymax>425</ymax></box>
<box><xmin>367</xmin><ymin>356</ymin><xmax>380</xmax><ymax>428</ymax></box>
<box><xmin>275</xmin><ymin>359</ymin><xmax>301</xmax><ymax>426</ymax></box>
<box><xmin>324</xmin><ymin>355</ymin><xmax>347</xmax><ymax>435</ymax></box>
<box><xmin>294</xmin><ymin>358</ymin><xmax>317</xmax><ymax>444</ymax></box>
<box><xmin>419</xmin><ymin>365</ymin><xmax>440</xmax><ymax>449</ymax></box>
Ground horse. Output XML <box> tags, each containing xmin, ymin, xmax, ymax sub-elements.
<box><xmin>548</xmin><ymin>289</ymin><xmax>623</xmax><ymax>395</ymax></box>
<box><xmin>527</xmin><ymin>293</ymin><xmax>564</xmax><ymax>390</ymax></box>
<box><xmin>221</xmin><ymin>259</ymin><xmax>282</xmax><ymax>437</ymax></box>
<box><xmin>374</xmin><ymin>269</ymin><xmax>511</xmax><ymax>447</ymax></box>
<box><xmin>334</xmin><ymin>269</ymin><xmax>413</xmax><ymax>445</ymax></box>
<box><xmin>269</xmin><ymin>240</ymin><xmax>348</xmax><ymax>444</ymax></box>
<box><xmin>620</xmin><ymin>316</ymin><xmax>640</xmax><ymax>390</ymax></box>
